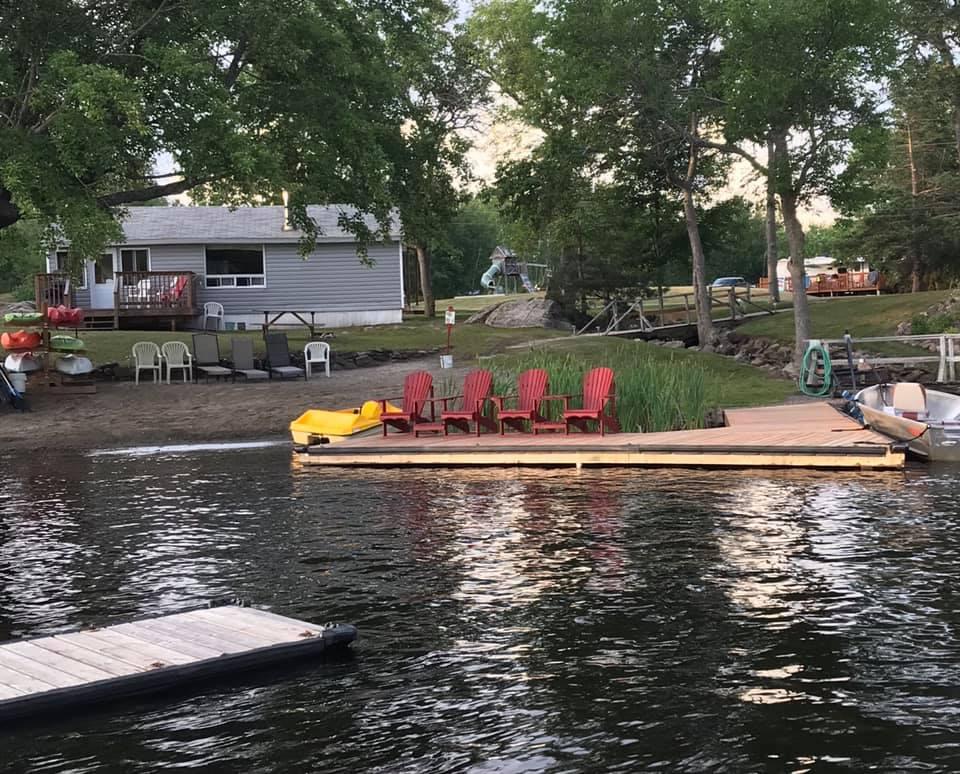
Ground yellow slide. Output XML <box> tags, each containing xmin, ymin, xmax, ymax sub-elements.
<box><xmin>290</xmin><ymin>400</ymin><xmax>399</xmax><ymax>446</ymax></box>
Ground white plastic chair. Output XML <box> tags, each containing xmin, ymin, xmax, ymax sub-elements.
<box><xmin>304</xmin><ymin>341</ymin><xmax>331</xmax><ymax>378</ymax></box>
<box><xmin>161</xmin><ymin>341</ymin><xmax>193</xmax><ymax>384</ymax></box>
<box><xmin>132</xmin><ymin>342</ymin><xmax>162</xmax><ymax>385</ymax></box>
<box><xmin>203</xmin><ymin>301</ymin><xmax>224</xmax><ymax>330</ymax></box>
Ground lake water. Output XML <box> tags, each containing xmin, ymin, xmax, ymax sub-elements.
<box><xmin>1</xmin><ymin>448</ymin><xmax>959</xmax><ymax>772</ymax></box>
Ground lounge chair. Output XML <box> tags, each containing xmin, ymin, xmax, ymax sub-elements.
<box><xmin>160</xmin><ymin>341</ymin><xmax>192</xmax><ymax>384</ymax></box>
<box><xmin>264</xmin><ymin>332</ymin><xmax>305</xmax><ymax>379</ymax></box>
<box><xmin>304</xmin><ymin>341</ymin><xmax>331</xmax><ymax>378</ymax></box>
<box><xmin>379</xmin><ymin>370</ymin><xmax>434</xmax><ymax>435</ymax></box>
<box><xmin>440</xmin><ymin>369</ymin><xmax>496</xmax><ymax>436</ymax></box>
<box><xmin>230</xmin><ymin>338</ymin><xmax>268</xmax><ymax>380</ymax></box>
<box><xmin>191</xmin><ymin>333</ymin><xmax>234</xmax><ymax>383</ymax></box>
<box><xmin>533</xmin><ymin>366</ymin><xmax>619</xmax><ymax>435</ymax></box>
<box><xmin>493</xmin><ymin>368</ymin><xmax>549</xmax><ymax>434</ymax></box>
<box><xmin>132</xmin><ymin>341</ymin><xmax>162</xmax><ymax>385</ymax></box>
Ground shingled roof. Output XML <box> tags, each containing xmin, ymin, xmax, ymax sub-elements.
<box><xmin>115</xmin><ymin>205</ymin><xmax>402</xmax><ymax>245</ymax></box>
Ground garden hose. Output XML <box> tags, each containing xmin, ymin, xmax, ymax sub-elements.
<box><xmin>799</xmin><ymin>339</ymin><xmax>834</xmax><ymax>397</ymax></box>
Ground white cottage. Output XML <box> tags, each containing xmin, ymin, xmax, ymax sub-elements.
<box><xmin>41</xmin><ymin>205</ymin><xmax>404</xmax><ymax>329</ymax></box>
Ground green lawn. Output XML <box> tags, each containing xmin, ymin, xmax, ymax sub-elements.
<box><xmin>739</xmin><ymin>290</ymin><xmax>951</xmax><ymax>343</ymax></box>
<box><xmin>493</xmin><ymin>336</ymin><xmax>794</xmax><ymax>409</ymax></box>
<box><xmin>74</xmin><ymin>318</ymin><xmax>564</xmax><ymax>366</ymax></box>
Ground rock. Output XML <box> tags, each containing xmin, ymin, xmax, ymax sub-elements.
<box><xmin>354</xmin><ymin>354</ymin><xmax>374</xmax><ymax>367</ymax></box>
<box><xmin>699</xmin><ymin>344</ymin><xmax>716</xmax><ymax>354</ymax></box>
<box><xmin>471</xmin><ymin>298</ymin><xmax>573</xmax><ymax>331</ymax></box>
<box><xmin>662</xmin><ymin>340</ymin><xmax>686</xmax><ymax>348</ymax></box>
<box><xmin>782</xmin><ymin>362</ymin><xmax>800</xmax><ymax>378</ymax></box>
<box><xmin>464</xmin><ymin>301</ymin><xmax>506</xmax><ymax>325</ymax></box>
<box><xmin>895</xmin><ymin>320</ymin><xmax>911</xmax><ymax>336</ymax></box>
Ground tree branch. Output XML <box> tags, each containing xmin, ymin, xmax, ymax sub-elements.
<box><xmin>95</xmin><ymin>176</ymin><xmax>207</xmax><ymax>207</ymax></box>
<box><xmin>689</xmin><ymin>136</ymin><xmax>767</xmax><ymax>175</ymax></box>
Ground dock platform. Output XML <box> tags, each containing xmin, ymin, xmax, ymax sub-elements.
<box><xmin>299</xmin><ymin>402</ymin><xmax>904</xmax><ymax>470</ymax></box>
<box><xmin>0</xmin><ymin>605</ymin><xmax>356</xmax><ymax>721</ymax></box>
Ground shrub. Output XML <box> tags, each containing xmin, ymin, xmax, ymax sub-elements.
<box><xmin>911</xmin><ymin>313</ymin><xmax>955</xmax><ymax>336</ymax></box>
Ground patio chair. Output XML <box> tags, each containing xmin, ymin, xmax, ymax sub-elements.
<box><xmin>380</xmin><ymin>370</ymin><xmax>434</xmax><ymax>435</ymax></box>
<box><xmin>132</xmin><ymin>342</ymin><xmax>162</xmax><ymax>385</ymax></box>
<box><xmin>493</xmin><ymin>368</ymin><xmax>549</xmax><ymax>434</ymax></box>
<box><xmin>160</xmin><ymin>341</ymin><xmax>192</xmax><ymax>384</ymax></box>
<box><xmin>191</xmin><ymin>333</ymin><xmax>234</xmax><ymax>383</ymax></box>
<box><xmin>440</xmin><ymin>369</ymin><xmax>497</xmax><ymax>436</ymax></box>
<box><xmin>264</xmin><ymin>332</ymin><xmax>305</xmax><ymax>379</ymax></box>
<box><xmin>230</xmin><ymin>337</ymin><xmax>269</xmax><ymax>380</ymax></box>
<box><xmin>203</xmin><ymin>301</ymin><xmax>224</xmax><ymax>330</ymax></box>
<box><xmin>304</xmin><ymin>341</ymin><xmax>331</xmax><ymax>378</ymax></box>
<box><xmin>533</xmin><ymin>366</ymin><xmax>619</xmax><ymax>436</ymax></box>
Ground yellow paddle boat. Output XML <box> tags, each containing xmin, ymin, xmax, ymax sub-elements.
<box><xmin>290</xmin><ymin>400</ymin><xmax>399</xmax><ymax>446</ymax></box>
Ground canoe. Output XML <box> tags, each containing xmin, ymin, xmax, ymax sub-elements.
<box><xmin>852</xmin><ymin>383</ymin><xmax>960</xmax><ymax>461</ymax></box>
<box><xmin>290</xmin><ymin>400</ymin><xmax>400</xmax><ymax>446</ymax></box>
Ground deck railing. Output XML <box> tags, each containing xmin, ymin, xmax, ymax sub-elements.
<box><xmin>114</xmin><ymin>271</ymin><xmax>197</xmax><ymax>314</ymax></box>
<box><xmin>34</xmin><ymin>273</ymin><xmax>73</xmax><ymax>311</ymax></box>
<box><xmin>759</xmin><ymin>271</ymin><xmax>882</xmax><ymax>295</ymax></box>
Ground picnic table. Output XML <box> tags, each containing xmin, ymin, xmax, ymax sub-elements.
<box><xmin>261</xmin><ymin>310</ymin><xmax>326</xmax><ymax>337</ymax></box>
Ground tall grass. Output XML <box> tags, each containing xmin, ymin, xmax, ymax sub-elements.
<box><xmin>489</xmin><ymin>345</ymin><xmax>707</xmax><ymax>433</ymax></box>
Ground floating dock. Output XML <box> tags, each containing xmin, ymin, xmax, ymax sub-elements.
<box><xmin>0</xmin><ymin>605</ymin><xmax>356</xmax><ymax>721</ymax></box>
<box><xmin>298</xmin><ymin>402</ymin><xmax>904</xmax><ymax>470</ymax></box>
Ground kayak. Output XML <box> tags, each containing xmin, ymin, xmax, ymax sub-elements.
<box><xmin>290</xmin><ymin>400</ymin><xmax>400</xmax><ymax>446</ymax></box>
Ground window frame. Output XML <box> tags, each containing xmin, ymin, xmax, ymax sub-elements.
<box><xmin>203</xmin><ymin>244</ymin><xmax>267</xmax><ymax>289</ymax></box>
<box><xmin>119</xmin><ymin>247</ymin><xmax>151</xmax><ymax>274</ymax></box>
<box><xmin>53</xmin><ymin>250</ymin><xmax>88</xmax><ymax>289</ymax></box>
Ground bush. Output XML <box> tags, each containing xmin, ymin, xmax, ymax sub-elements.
<box><xmin>490</xmin><ymin>345</ymin><xmax>707</xmax><ymax>432</ymax></box>
<box><xmin>911</xmin><ymin>313</ymin><xmax>956</xmax><ymax>335</ymax></box>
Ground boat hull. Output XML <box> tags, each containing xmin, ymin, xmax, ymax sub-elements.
<box><xmin>854</xmin><ymin>384</ymin><xmax>960</xmax><ymax>461</ymax></box>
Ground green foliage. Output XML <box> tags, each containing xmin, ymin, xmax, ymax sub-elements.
<box><xmin>910</xmin><ymin>313</ymin><xmax>956</xmax><ymax>336</ymax></box>
<box><xmin>431</xmin><ymin>198</ymin><xmax>504</xmax><ymax>298</ymax></box>
<box><xmin>0</xmin><ymin>220</ymin><xmax>45</xmax><ymax>295</ymax></box>
<box><xmin>490</xmin><ymin>346</ymin><xmax>708</xmax><ymax>432</ymax></box>
<box><xmin>0</xmin><ymin>0</ymin><xmax>450</xmax><ymax>261</ymax></box>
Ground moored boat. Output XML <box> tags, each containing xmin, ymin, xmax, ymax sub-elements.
<box><xmin>290</xmin><ymin>400</ymin><xmax>400</xmax><ymax>447</ymax></box>
<box><xmin>851</xmin><ymin>383</ymin><xmax>960</xmax><ymax>461</ymax></box>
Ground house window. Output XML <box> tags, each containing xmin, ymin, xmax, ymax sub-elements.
<box><xmin>204</xmin><ymin>245</ymin><xmax>265</xmax><ymax>288</ymax></box>
<box><xmin>53</xmin><ymin>251</ymin><xmax>87</xmax><ymax>289</ymax></box>
<box><xmin>119</xmin><ymin>248</ymin><xmax>150</xmax><ymax>286</ymax></box>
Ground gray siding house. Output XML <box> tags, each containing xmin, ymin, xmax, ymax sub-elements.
<box><xmin>43</xmin><ymin>205</ymin><xmax>404</xmax><ymax>328</ymax></box>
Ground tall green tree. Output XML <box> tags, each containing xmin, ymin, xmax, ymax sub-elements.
<box><xmin>707</xmin><ymin>0</ymin><xmax>896</xmax><ymax>359</ymax></box>
<box><xmin>0</xmin><ymin>0</ymin><xmax>444</xmax><ymax>259</ymax></box>
<box><xmin>473</xmin><ymin>0</ymin><xmax>727</xmax><ymax>344</ymax></box>
<box><xmin>393</xmin><ymin>25</ymin><xmax>490</xmax><ymax>317</ymax></box>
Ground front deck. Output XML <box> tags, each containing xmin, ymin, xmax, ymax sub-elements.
<box><xmin>36</xmin><ymin>272</ymin><xmax>200</xmax><ymax>329</ymax></box>
<box><xmin>298</xmin><ymin>403</ymin><xmax>904</xmax><ymax>470</ymax></box>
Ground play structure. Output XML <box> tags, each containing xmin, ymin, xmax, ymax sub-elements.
<box><xmin>480</xmin><ymin>246</ymin><xmax>550</xmax><ymax>295</ymax></box>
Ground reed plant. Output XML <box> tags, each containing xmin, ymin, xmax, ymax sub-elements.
<box><xmin>489</xmin><ymin>345</ymin><xmax>708</xmax><ymax>433</ymax></box>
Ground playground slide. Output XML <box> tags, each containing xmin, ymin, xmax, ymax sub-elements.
<box><xmin>519</xmin><ymin>272</ymin><xmax>535</xmax><ymax>293</ymax></box>
<box><xmin>480</xmin><ymin>263</ymin><xmax>501</xmax><ymax>290</ymax></box>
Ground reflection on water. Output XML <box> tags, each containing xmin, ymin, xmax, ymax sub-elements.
<box><xmin>1</xmin><ymin>453</ymin><xmax>959</xmax><ymax>771</ymax></box>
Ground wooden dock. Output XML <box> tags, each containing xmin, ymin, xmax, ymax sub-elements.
<box><xmin>299</xmin><ymin>402</ymin><xmax>904</xmax><ymax>470</ymax></box>
<box><xmin>0</xmin><ymin>605</ymin><xmax>356</xmax><ymax>721</ymax></box>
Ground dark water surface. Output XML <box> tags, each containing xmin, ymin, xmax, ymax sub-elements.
<box><xmin>1</xmin><ymin>448</ymin><xmax>959</xmax><ymax>772</ymax></box>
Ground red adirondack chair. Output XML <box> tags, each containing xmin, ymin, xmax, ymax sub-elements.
<box><xmin>379</xmin><ymin>370</ymin><xmax>434</xmax><ymax>435</ymax></box>
<box><xmin>533</xmin><ymin>366</ymin><xmax>619</xmax><ymax>436</ymax></box>
<box><xmin>493</xmin><ymin>368</ymin><xmax>549</xmax><ymax>434</ymax></box>
<box><xmin>440</xmin><ymin>369</ymin><xmax>496</xmax><ymax>436</ymax></box>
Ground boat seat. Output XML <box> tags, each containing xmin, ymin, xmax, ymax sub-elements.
<box><xmin>892</xmin><ymin>383</ymin><xmax>927</xmax><ymax>421</ymax></box>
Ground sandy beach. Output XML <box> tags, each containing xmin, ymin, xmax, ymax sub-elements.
<box><xmin>0</xmin><ymin>357</ymin><xmax>469</xmax><ymax>452</ymax></box>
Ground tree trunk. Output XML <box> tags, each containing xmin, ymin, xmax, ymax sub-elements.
<box><xmin>682</xmin><ymin>186</ymin><xmax>713</xmax><ymax>347</ymax></box>
<box><xmin>0</xmin><ymin>187</ymin><xmax>21</xmax><ymax>230</ymax></box>
<box><xmin>415</xmin><ymin>243</ymin><xmax>435</xmax><ymax>318</ymax></box>
<box><xmin>764</xmin><ymin>137</ymin><xmax>779</xmax><ymax>303</ymax></box>
<box><xmin>906</xmin><ymin>120</ymin><xmax>923</xmax><ymax>293</ymax></box>
<box><xmin>779</xmin><ymin>191</ymin><xmax>812</xmax><ymax>363</ymax></box>
<box><xmin>681</xmin><ymin>118</ymin><xmax>713</xmax><ymax>347</ymax></box>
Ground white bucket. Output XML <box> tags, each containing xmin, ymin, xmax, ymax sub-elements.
<box><xmin>8</xmin><ymin>372</ymin><xmax>26</xmax><ymax>393</ymax></box>
<box><xmin>440</xmin><ymin>354</ymin><xmax>454</xmax><ymax>369</ymax></box>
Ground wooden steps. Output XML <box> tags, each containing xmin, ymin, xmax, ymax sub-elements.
<box><xmin>0</xmin><ymin>605</ymin><xmax>356</xmax><ymax>721</ymax></box>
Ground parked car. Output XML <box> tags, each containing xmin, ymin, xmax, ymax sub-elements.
<box><xmin>711</xmin><ymin>276</ymin><xmax>749</xmax><ymax>288</ymax></box>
